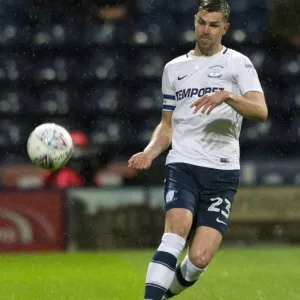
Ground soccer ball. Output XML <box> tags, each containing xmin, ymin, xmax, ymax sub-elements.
<box><xmin>27</xmin><ymin>123</ymin><xmax>73</xmax><ymax>170</ymax></box>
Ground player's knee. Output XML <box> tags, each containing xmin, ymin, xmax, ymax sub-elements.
<box><xmin>164</xmin><ymin>208</ymin><xmax>193</xmax><ymax>239</ymax></box>
<box><xmin>189</xmin><ymin>250</ymin><xmax>214</xmax><ymax>269</ymax></box>
<box><xmin>164</xmin><ymin>221</ymin><xmax>190</xmax><ymax>238</ymax></box>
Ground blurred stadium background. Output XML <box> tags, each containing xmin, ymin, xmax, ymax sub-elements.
<box><xmin>0</xmin><ymin>0</ymin><xmax>300</xmax><ymax>299</ymax></box>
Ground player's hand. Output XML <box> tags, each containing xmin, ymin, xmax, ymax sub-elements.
<box><xmin>128</xmin><ymin>152</ymin><xmax>153</xmax><ymax>170</ymax></box>
<box><xmin>190</xmin><ymin>91</ymin><xmax>228</xmax><ymax>115</ymax></box>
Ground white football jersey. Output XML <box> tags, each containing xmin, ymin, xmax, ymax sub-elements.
<box><xmin>162</xmin><ymin>46</ymin><xmax>263</xmax><ymax>170</ymax></box>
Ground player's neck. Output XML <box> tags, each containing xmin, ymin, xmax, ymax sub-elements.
<box><xmin>193</xmin><ymin>44</ymin><xmax>223</xmax><ymax>57</ymax></box>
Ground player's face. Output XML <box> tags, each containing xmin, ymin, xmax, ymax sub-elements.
<box><xmin>194</xmin><ymin>10</ymin><xmax>229</xmax><ymax>53</ymax></box>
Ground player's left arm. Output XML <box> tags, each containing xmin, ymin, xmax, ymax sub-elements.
<box><xmin>224</xmin><ymin>90</ymin><xmax>268</xmax><ymax>122</ymax></box>
<box><xmin>225</xmin><ymin>54</ymin><xmax>268</xmax><ymax>121</ymax></box>
<box><xmin>191</xmin><ymin>90</ymin><xmax>267</xmax><ymax>122</ymax></box>
<box><xmin>191</xmin><ymin>55</ymin><xmax>268</xmax><ymax>122</ymax></box>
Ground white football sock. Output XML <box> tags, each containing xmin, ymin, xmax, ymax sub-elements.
<box><xmin>144</xmin><ymin>233</ymin><xmax>186</xmax><ymax>300</ymax></box>
<box><xmin>167</xmin><ymin>254</ymin><xmax>206</xmax><ymax>297</ymax></box>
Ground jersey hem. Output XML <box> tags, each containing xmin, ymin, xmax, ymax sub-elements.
<box><xmin>165</xmin><ymin>157</ymin><xmax>240</xmax><ymax>170</ymax></box>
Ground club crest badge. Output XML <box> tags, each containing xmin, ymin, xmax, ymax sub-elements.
<box><xmin>208</xmin><ymin>65</ymin><xmax>223</xmax><ymax>78</ymax></box>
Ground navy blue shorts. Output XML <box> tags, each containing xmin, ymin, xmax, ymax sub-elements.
<box><xmin>163</xmin><ymin>163</ymin><xmax>240</xmax><ymax>235</ymax></box>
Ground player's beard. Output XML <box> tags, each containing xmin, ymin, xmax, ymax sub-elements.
<box><xmin>197</xmin><ymin>39</ymin><xmax>213</xmax><ymax>56</ymax></box>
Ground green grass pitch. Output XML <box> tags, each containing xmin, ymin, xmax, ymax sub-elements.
<box><xmin>1</xmin><ymin>247</ymin><xmax>300</xmax><ymax>300</ymax></box>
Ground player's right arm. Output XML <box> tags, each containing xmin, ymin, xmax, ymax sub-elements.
<box><xmin>128</xmin><ymin>63</ymin><xmax>175</xmax><ymax>170</ymax></box>
<box><xmin>128</xmin><ymin>111</ymin><xmax>173</xmax><ymax>169</ymax></box>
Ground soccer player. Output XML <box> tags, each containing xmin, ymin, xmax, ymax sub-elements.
<box><xmin>128</xmin><ymin>0</ymin><xmax>268</xmax><ymax>299</ymax></box>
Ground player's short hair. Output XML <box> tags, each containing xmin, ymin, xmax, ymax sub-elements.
<box><xmin>198</xmin><ymin>0</ymin><xmax>231</xmax><ymax>22</ymax></box>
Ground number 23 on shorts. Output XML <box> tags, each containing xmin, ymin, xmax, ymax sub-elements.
<box><xmin>208</xmin><ymin>197</ymin><xmax>232</xmax><ymax>225</ymax></box>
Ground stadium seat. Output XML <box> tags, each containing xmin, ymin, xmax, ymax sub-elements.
<box><xmin>136</xmin><ymin>0</ymin><xmax>165</xmax><ymax>14</ymax></box>
<box><xmin>240</xmin><ymin>119</ymin><xmax>273</xmax><ymax>143</ymax></box>
<box><xmin>0</xmin><ymin>0</ymin><xmax>24</xmax><ymax>9</ymax></box>
<box><xmin>261</xmin><ymin>83</ymin><xmax>283</xmax><ymax>109</ymax></box>
<box><xmin>135</xmin><ymin>117</ymin><xmax>160</xmax><ymax>144</ymax></box>
<box><xmin>82</xmin><ymin>52</ymin><xmax>120</xmax><ymax>81</ymax></box>
<box><xmin>0</xmin><ymin>89</ymin><xmax>22</xmax><ymax>115</ymax></box>
<box><xmin>0</xmin><ymin>0</ymin><xmax>24</xmax><ymax>22</ymax></box>
<box><xmin>89</xmin><ymin>118</ymin><xmax>129</xmax><ymax>145</ymax></box>
<box><xmin>290</xmin><ymin>117</ymin><xmax>300</xmax><ymax>140</ymax></box>
<box><xmin>227</xmin><ymin>11</ymin><xmax>266</xmax><ymax>45</ymax></box>
<box><xmin>0</xmin><ymin>89</ymin><xmax>33</xmax><ymax>115</ymax></box>
<box><xmin>176</xmin><ymin>16</ymin><xmax>195</xmax><ymax>45</ymax></box>
<box><xmin>239</xmin><ymin>47</ymin><xmax>278</xmax><ymax>76</ymax></box>
<box><xmin>293</xmin><ymin>170</ymin><xmax>300</xmax><ymax>185</ymax></box>
<box><xmin>248</xmin><ymin>0</ymin><xmax>267</xmax><ymax>10</ymax></box>
<box><xmin>268</xmin><ymin>115</ymin><xmax>295</xmax><ymax>143</ymax></box>
<box><xmin>0</xmin><ymin>153</ymin><xmax>27</xmax><ymax>164</ymax></box>
<box><xmin>84</xmin><ymin>23</ymin><xmax>116</xmax><ymax>46</ymax></box>
<box><xmin>0</xmin><ymin>23</ymin><xmax>31</xmax><ymax>48</ymax></box>
<box><xmin>227</xmin><ymin>0</ymin><xmax>266</xmax><ymax>13</ymax></box>
<box><xmin>84</xmin><ymin>86</ymin><xmax>122</xmax><ymax>114</ymax></box>
<box><xmin>0</xmin><ymin>119</ymin><xmax>30</xmax><ymax>147</ymax></box>
<box><xmin>279</xmin><ymin>52</ymin><xmax>300</xmax><ymax>83</ymax></box>
<box><xmin>0</xmin><ymin>53</ymin><xmax>31</xmax><ymax>82</ymax></box>
<box><xmin>135</xmin><ymin>49</ymin><xmax>171</xmax><ymax>79</ymax></box>
<box><xmin>132</xmin><ymin>16</ymin><xmax>177</xmax><ymax>45</ymax></box>
<box><xmin>33</xmin><ymin>56</ymin><xmax>82</xmax><ymax>82</ymax></box>
<box><xmin>257</xmin><ymin>171</ymin><xmax>285</xmax><ymax>186</ymax></box>
<box><xmin>166</xmin><ymin>0</ymin><xmax>199</xmax><ymax>15</ymax></box>
<box><xmin>226</xmin><ymin>0</ymin><xmax>249</xmax><ymax>13</ymax></box>
<box><xmin>32</xmin><ymin>23</ymin><xmax>82</xmax><ymax>47</ymax></box>
<box><xmin>0</xmin><ymin>126</ymin><xmax>15</xmax><ymax>148</ymax></box>
<box><xmin>39</xmin><ymin>86</ymin><xmax>74</xmax><ymax>115</ymax></box>
<box><xmin>134</xmin><ymin>85</ymin><xmax>163</xmax><ymax>111</ymax></box>
<box><xmin>84</xmin><ymin>22</ymin><xmax>129</xmax><ymax>46</ymax></box>
<box><xmin>255</xmin><ymin>162</ymin><xmax>299</xmax><ymax>186</ymax></box>
<box><xmin>286</xmin><ymin>84</ymin><xmax>300</xmax><ymax>109</ymax></box>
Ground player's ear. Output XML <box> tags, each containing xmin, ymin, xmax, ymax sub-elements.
<box><xmin>223</xmin><ymin>23</ymin><xmax>230</xmax><ymax>35</ymax></box>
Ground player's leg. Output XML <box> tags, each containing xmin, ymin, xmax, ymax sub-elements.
<box><xmin>178</xmin><ymin>226</ymin><xmax>222</xmax><ymax>293</ymax></box>
<box><xmin>144</xmin><ymin>163</ymin><xmax>198</xmax><ymax>300</ymax></box>
<box><xmin>162</xmin><ymin>231</ymin><xmax>208</xmax><ymax>299</ymax></box>
<box><xmin>164</xmin><ymin>167</ymin><xmax>239</xmax><ymax>298</ymax></box>
<box><xmin>145</xmin><ymin>208</ymin><xmax>192</xmax><ymax>299</ymax></box>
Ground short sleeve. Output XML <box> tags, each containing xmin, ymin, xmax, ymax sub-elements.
<box><xmin>236</xmin><ymin>55</ymin><xmax>263</xmax><ymax>95</ymax></box>
<box><xmin>162</xmin><ymin>65</ymin><xmax>176</xmax><ymax>111</ymax></box>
